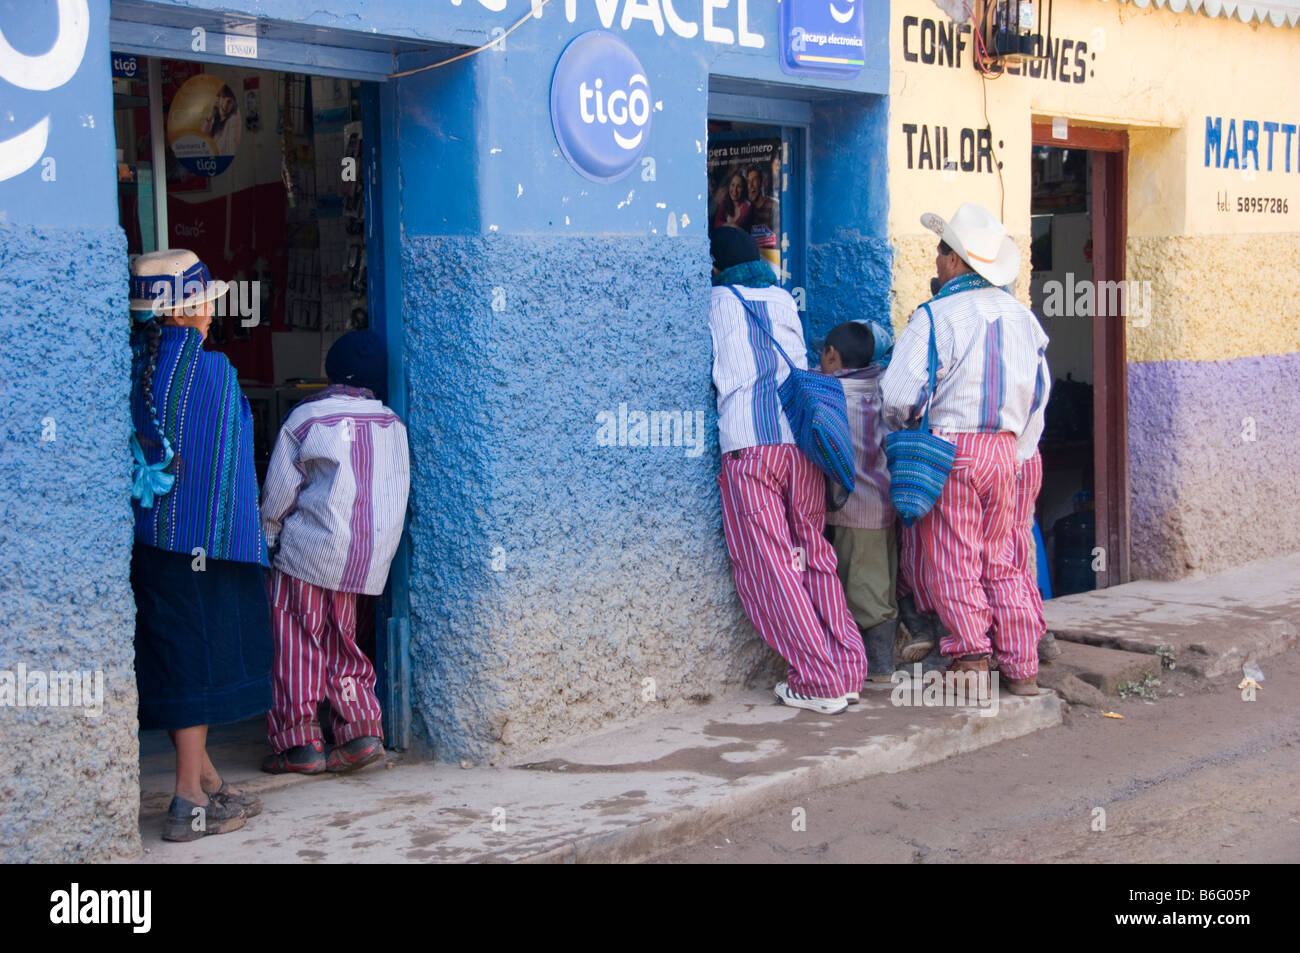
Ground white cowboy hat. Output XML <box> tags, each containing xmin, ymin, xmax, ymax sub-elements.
<box><xmin>921</xmin><ymin>202</ymin><xmax>1021</xmax><ymax>287</ymax></box>
<box><xmin>129</xmin><ymin>248</ymin><xmax>228</xmax><ymax>314</ymax></box>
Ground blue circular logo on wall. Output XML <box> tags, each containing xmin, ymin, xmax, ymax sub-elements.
<box><xmin>550</xmin><ymin>31</ymin><xmax>652</xmax><ymax>184</ymax></box>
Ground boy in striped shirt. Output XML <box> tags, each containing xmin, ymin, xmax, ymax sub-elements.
<box><xmin>260</xmin><ymin>330</ymin><xmax>410</xmax><ymax>774</ymax></box>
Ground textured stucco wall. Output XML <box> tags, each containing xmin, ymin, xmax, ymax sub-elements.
<box><xmin>1128</xmin><ymin>353</ymin><xmax>1300</xmax><ymax>579</ymax></box>
<box><xmin>808</xmin><ymin>233</ymin><xmax>894</xmax><ymax>348</ymax></box>
<box><xmin>386</xmin><ymin>14</ymin><xmax>892</xmax><ymax>761</ymax></box>
<box><xmin>401</xmin><ymin>234</ymin><xmax>786</xmax><ymax>762</ymax></box>
<box><xmin>807</xmin><ymin>94</ymin><xmax>892</xmax><ymax>349</ymax></box>
<box><xmin>1126</xmin><ymin>233</ymin><xmax>1300</xmax><ymax>578</ymax></box>
<box><xmin>0</xmin><ymin>224</ymin><xmax>140</xmax><ymax>862</ymax></box>
<box><xmin>1127</xmin><ymin>234</ymin><xmax>1300</xmax><ymax>363</ymax></box>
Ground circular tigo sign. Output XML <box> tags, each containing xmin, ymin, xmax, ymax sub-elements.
<box><xmin>166</xmin><ymin>74</ymin><xmax>242</xmax><ymax>177</ymax></box>
<box><xmin>550</xmin><ymin>31</ymin><xmax>652</xmax><ymax>184</ymax></box>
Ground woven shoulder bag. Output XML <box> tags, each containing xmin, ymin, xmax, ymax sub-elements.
<box><xmin>883</xmin><ymin>303</ymin><xmax>955</xmax><ymax>525</ymax></box>
<box><xmin>727</xmin><ymin>287</ymin><xmax>856</xmax><ymax>496</ymax></box>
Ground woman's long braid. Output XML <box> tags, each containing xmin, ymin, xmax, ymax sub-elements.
<box><xmin>138</xmin><ymin>318</ymin><xmax>174</xmax><ymax>467</ymax></box>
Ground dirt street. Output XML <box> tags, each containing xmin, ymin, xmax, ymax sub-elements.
<box><xmin>651</xmin><ymin>648</ymin><xmax>1300</xmax><ymax>864</ymax></box>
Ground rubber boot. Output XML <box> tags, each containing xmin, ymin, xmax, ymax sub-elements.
<box><xmin>895</xmin><ymin>596</ymin><xmax>934</xmax><ymax>663</ymax></box>
<box><xmin>863</xmin><ymin>619</ymin><xmax>898</xmax><ymax>682</ymax></box>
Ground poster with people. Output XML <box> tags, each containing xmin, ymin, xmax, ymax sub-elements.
<box><xmin>707</xmin><ymin>137</ymin><xmax>782</xmax><ymax>275</ymax></box>
<box><xmin>166</xmin><ymin>72</ymin><xmax>243</xmax><ymax>177</ymax></box>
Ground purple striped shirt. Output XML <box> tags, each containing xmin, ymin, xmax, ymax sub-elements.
<box><xmin>825</xmin><ymin>365</ymin><xmax>894</xmax><ymax>530</ymax></box>
<box><xmin>261</xmin><ymin>387</ymin><xmax>410</xmax><ymax>595</ymax></box>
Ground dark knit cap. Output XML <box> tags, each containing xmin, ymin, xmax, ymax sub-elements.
<box><xmin>326</xmin><ymin>330</ymin><xmax>386</xmax><ymax>395</ymax></box>
<box><xmin>710</xmin><ymin>226</ymin><xmax>760</xmax><ymax>271</ymax></box>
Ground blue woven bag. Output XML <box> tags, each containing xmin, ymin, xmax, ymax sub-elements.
<box><xmin>727</xmin><ymin>287</ymin><xmax>855</xmax><ymax>495</ymax></box>
<box><xmin>883</xmin><ymin>303</ymin><xmax>955</xmax><ymax>526</ymax></box>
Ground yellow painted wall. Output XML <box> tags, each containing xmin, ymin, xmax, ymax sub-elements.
<box><xmin>887</xmin><ymin>0</ymin><xmax>1300</xmax><ymax>360</ymax></box>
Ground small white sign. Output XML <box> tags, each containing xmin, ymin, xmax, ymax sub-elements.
<box><xmin>1052</xmin><ymin>116</ymin><xmax>1069</xmax><ymax>140</ymax></box>
<box><xmin>224</xmin><ymin>33</ymin><xmax>258</xmax><ymax>59</ymax></box>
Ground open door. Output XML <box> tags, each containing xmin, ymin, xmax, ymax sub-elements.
<box><xmin>113</xmin><ymin>52</ymin><xmax>411</xmax><ymax>750</ymax></box>
<box><xmin>1030</xmin><ymin>122</ymin><xmax>1130</xmax><ymax>592</ymax></box>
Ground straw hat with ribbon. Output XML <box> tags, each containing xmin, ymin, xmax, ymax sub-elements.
<box><xmin>920</xmin><ymin>202</ymin><xmax>1021</xmax><ymax>288</ymax></box>
<box><xmin>129</xmin><ymin>249</ymin><xmax>228</xmax><ymax>316</ymax></box>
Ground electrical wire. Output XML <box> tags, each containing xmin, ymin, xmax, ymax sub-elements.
<box><xmin>962</xmin><ymin>4</ymin><xmax>1007</xmax><ymax>217</ymax></box>
<box><xmin>1045</xmin><ymin>0</ymin><xmax>1054</xmax><ymax>63</ymax></box>
<box><xmin>389</xmin><ymin>0</ymin><xmax>552</xmax><ymax>78</ymax></box>
<box><xmin>980</xmin><ymin>69</ymin><xmax>1007</xmax><ymax>222</ymax></box>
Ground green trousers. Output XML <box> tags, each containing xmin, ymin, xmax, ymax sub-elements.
<box><xmin>831</xmin><ymin>524</ymin><xmax>898</xmax><ymax>631</ymax></box>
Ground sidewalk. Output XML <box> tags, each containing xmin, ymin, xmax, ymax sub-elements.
<box><xmin>133</xmin><ymin>553</ymin><xmax>1300</xmax><ymax>864</ymax></box>
<box><xmin>1044</xmin><ymin>553</ymin><xmax>1300</xmax><ymax>678</ymax></box>
<box><xmin>137</xmin><ymin>686</ymin><xmax>1060</xmax><ymax>864</ymax></box>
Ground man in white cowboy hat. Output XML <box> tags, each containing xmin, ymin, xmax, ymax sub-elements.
<box><xmin>880</xmin><ymin>203</ymin><xmax>1051</xmax><ymax>695</ymax></box>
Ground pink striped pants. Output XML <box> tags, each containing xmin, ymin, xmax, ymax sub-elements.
<box><xmin>1010</xmin><ymin>450</ymin><xmax>1046</xmax><ymax>635</ymax></box>
<box><xmin>912</xmin><ymin>433</ymin><xmax>1040</xmax><ymax>680</ymax></box>
<box><xmin>718</xmin><ymin>444</ymin><xmax>868</xmax><ymax>697</ymax></box>
<box><xmin>897</xmin><ymin>523</ymin><xmax>932</xmax><ymax>612</ymax></box>
<box><xmin>267</xmin><ymin>569</ymin><xmax>383</xmax><ymax>752</ymax></box>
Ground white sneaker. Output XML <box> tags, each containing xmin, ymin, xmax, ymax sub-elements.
<box><xmin>774</xmin><ymin>681</ymin><xmax>848</xmax><ymax>715</ymax></box>
<box><xmin>844</xmin><ymin>691</ymin><xmax>860</xmax><ymax>705</ymax></box>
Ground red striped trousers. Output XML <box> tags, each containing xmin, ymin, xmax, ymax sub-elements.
<box><xmin>912</xmin><ymin>432</ymin><xmax>1040</xmax><ymax>680</ymax></box>
<box><xmin>898</xmin><ymin>523</ymin><xmax>932</xmax><ymax>611</ymax></box>
<box><xmin>266</xmin><ymin>569</ymin><xmax>383</xmax><ymax>752</ymax></box>
<box><xmin>718</xmin><ymin>444</ymin><xmax>868</xmax><ymax>697</ymax></box>
<box><xmin>1011</xmin><ymin>450</ymin><xmax>1046</xmax><ymax>635</ymax></box>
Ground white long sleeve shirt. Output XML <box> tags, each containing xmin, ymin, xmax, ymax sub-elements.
<box><xmin>261</xmin><ymin>387</ymin><xmax>410</xmax><ymax>595</ymax></box>
<box><xmin>880</xmin><ymin>285</ymin><xmax>1051</xmax><ymax>463</ymax></box>
<box><xmin>709</xmin><ymin>284</ymin><xmax>806</xmax><ymax>453</ymax></box>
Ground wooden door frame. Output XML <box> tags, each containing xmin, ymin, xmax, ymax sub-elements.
<box><xmin>1031</xmin><ymin>121</ymin><xmax>1131</xmax><ymax>588</ymax></box>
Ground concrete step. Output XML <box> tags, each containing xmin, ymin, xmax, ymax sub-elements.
<box><xmin>1037</xmin><ymin>639</ymin><xmax>1161</xmax><ymax>696</ymax></box>
<box><xmin>1043</xmin><ymin>554</ymin><xmax>1300</xmax><ymax>679</ymax></box>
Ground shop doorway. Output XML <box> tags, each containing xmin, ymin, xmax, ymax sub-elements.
<box><xmin>115</xmin><ymin>58</ymin><xmax>372</xmax><ymax>468</ymax></box>
<box><xmin>706</xmin><ymin>113</ymin><xmax>807</xmax><ymax>343</ymax></box>
<box><xmin>113</xmin><ymin>49</ymin><xmax>411</xmax><ymax>752</ymax></box>
<box><xmin>1029</xmin><ymin>124</ymin><xmax>1130</xmax><ymax>593</ymax></box>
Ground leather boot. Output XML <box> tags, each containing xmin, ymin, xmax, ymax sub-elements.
<box><xmin>948</xmin><ymin>653</ymin><xmax>991</xmax><ymax>700</ymax></box>
<box><xmin>1003</xmin><ymin>674</ymin><xmax>1040</xmax><ymax>696</ymax></box>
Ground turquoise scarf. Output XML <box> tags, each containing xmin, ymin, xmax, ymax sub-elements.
<box><xmin>713</xmin><ymin>259</ymin><xmax>778</xmax><ymax>289</ymax></box>
<box><xmin>931</xmin><ymin>271</ymin><xmax>992</xmax><ymax>301</ymax></box>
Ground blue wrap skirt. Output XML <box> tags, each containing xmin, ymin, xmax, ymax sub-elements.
<box><xmin>131</xmin><ymin>542</ymin><xmax>273</xmax><ymax>730</ymax></box>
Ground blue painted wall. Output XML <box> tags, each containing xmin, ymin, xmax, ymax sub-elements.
<box><xmin>0</xmin><ymin>0</ymin><xmax>141</xmax><ymax>860</ymax></box>
<box><xmin>806</xmin><ymin>94</ymin><xmax>893</xmax><ymax>350</ymax></box>
<box><xmin>0</xmin><ymin>0</ymin><xmax>118</xmax><ymax>225</ymax></box>
<box><xmin>0</xmin><ymin>0</ymin><xmax>894</xmax><ymax>799</ymax></box>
